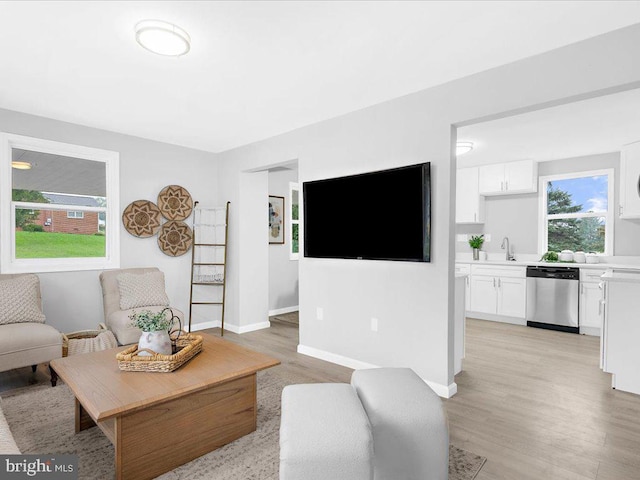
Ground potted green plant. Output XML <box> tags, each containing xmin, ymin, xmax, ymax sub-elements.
<box><xmin>129</xmin><ymin>308</ymin><xmax>175</xmax><ymax>356</ymax></box>
<box><xmin>468</xmin><ymin>235</ymin><xmax>484</xmax><ymax>261</ymax></box>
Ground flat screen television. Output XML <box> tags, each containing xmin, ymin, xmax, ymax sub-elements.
<box><xmin>303</xmin><ymin>162</ymin><xmax>431</xmax><ymax>262</ymax></box>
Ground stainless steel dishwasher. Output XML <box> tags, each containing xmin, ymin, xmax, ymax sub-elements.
<box><xmin>526</xmin><ymin>266</ymin><xmax>580</xmax><ymax>333</ymax></box>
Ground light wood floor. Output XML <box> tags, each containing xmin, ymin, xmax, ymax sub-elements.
<box><xmin>449</xmin><ymin>319</ymin><xmax>640</xmax><ymax>480</ymax></box>
<box><xmin>2</xmin><ymin>316</ymin><xmax>640</xmax><ymax>479</ymax></box>
<box><xmin>218</xmin><ymin>316</ymin><xmax>640</xmax><ymax>480</ymax></box>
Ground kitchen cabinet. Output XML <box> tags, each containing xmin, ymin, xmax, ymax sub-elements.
<box><xmin>455</xmin><ymin>263</ymin><xmax>471</xmax><ymax>311</ymax></box>
<box><xmin>579</xmin><ymin>269</ymin><xmax>606</xmax><ymax>336</ymax></box>
<box><xmin>601</xmin><ymin>269</ymin><xmax>640</xmax><ymax>396</ymax></box>
<box><xmin>470</xmin><ymin>275</ymin><xmax>497</xmax><ymax>314</ymax></box>
<box><xmin>454</xmin><ymin>275</ymin><xmax>466</xmax><ymax>375</ymax></box>
<box><xmin>478</xmin><ymin>159</ymin><xmax>538</xmax><ymax>196</ymax></box>
<box><xmin>619</xmin><ymin>141</ymin><xmax>640</xmax><ymax>219</ymax></box>
<box><xmin>469</xmin><ymin>265</ymin><xmax>526</xmax><ymax>318</ymax></box>
<box><xmin>498</xmin><ymin>277</ymin><xmax>527</xmax><ymax>318</ymax></box>
<box><xmin>456</xmin><ymin>167</ymin><xmax>484</xmax><ymax>223</ymax></box>
<box><xmin>579</xmin><ymin>282</ymin><xmax>602</xmax><ymax>335</ymax></box>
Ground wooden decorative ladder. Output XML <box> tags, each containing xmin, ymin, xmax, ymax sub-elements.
<box><xmin>188</xmin><ymin>201</ymin><xmax>230</xmax><ymax>335</ymax></box>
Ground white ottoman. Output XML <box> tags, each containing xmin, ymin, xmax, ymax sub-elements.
<box><xmin>279</xmin><ymin>383</ymin><xmax>374</xmax><ymax>480</ymax></box>
<box><xmin>351</xmin><ymin>368</ymin><xmax>449</xmax><ymax>480</ymax></box>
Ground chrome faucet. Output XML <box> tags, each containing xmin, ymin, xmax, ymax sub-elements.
<box><xmin>501</xmin><ymin>237</ymin><xmax>515</xmax><ymax>261</ymax></box>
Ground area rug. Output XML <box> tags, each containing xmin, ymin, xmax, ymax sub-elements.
<box><xmin>1</xmin><ymin>370</ymin><xmax>486</xmax><ymax>479</ymax></box>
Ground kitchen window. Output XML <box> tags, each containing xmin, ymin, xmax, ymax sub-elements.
<box><xmin>0</xmin><ymin>133</ymin><xmax>120</xmax><ymax>273</ymax></box>
<box><xmin>538</xmin><ymin>169</ymin><xmax>614</xmax><ymax>255</ymax></box>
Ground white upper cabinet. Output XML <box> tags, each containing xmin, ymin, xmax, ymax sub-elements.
<box><xmin>477</xmin><ymin>163</ymin><xmax>504</xmax><ymax>194</ymax></box>
<box><xmin>478</xmin><ymin>159</ymin><xmax>538</xmax><ymax>196</ymax></box>
<box><xmin>619</xmin><ymin>141</ymin><xmax>640</xmax><ymax>219</ymax></box>
<box><xmin>456</xmin><ymin>167</ymin><xmax>485</xmax><ymax>223</ymax></box>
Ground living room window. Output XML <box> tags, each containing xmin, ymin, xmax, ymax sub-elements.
<box><xmin>289</xmin><ymin>182</ymin><xmax>299</xmax><ymax>260</ymax></box>
<box><xmin>538</xmin><ymin>169</ymin><xmax>614</xmax><ymax>255</ymax></box>
<box><xmin>0</xmin><ymin>133</ymin><xmax>120</xmax><ymax>273</ymax></box>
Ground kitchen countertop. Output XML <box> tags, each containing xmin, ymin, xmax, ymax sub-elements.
<box><xmin>601</xmin><ymin>269</ymin><xmax>640</xmax><ymax>283</ymax></box>
<box><xmin>456</xmin><ymin>259</ymin><xmax>640</xmax><ymax>270</ymax></box>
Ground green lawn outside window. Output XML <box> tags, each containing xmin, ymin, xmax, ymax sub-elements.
<box><xmin>15</xmin><ymin>231</ymin><xmax>106</xmax><ymax>258</ymax></box>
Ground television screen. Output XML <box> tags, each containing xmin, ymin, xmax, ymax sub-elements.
<box><xmin>303</xmin><ymin>162</ymin><xmax>431</xmax><ymax>262</ymax></box>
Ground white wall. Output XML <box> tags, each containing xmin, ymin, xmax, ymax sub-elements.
<box><xmin>268</xmin><ymin>168</ymin><xmax>299</xmax><ymax>313</ymax></box>
<box><xmin>235</xmin><ymin>171</ymin><xmax>270</xmax><ymax>333</ymax></box>
<box><xmin>456</xmin><ymin>152</ymin><xmax>640</xmax><ymax>257</ymax></box>
<box><xmin>0</xmin><ymin>108</ymin><xmax>218</xmax><ymax>333</ymax></box>
<box><xmin>217</xmin><ymin>24</ymin><xmax>640</xmax><ymax>396</ymax></box>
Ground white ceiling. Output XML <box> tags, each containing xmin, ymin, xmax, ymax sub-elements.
<box><xmin>1</xmin><ymin>1</ymin><xmax>640</xmax><ymax>154</ymax></box>
<box><xmin>457</xmin><ymin>87</ymin><xmax>640</xmax><ymax>167</ymax></box>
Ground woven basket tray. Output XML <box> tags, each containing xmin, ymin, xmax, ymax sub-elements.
<box><xmin>116</xmin><ymin>332</ymin><xmax>203</xmax><ymax>373</ymax></box>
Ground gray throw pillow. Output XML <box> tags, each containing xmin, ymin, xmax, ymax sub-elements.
<box><xmin>117</xmin><ymin>271</ymin><xmax>170</xmax><ymax>310</ymax></box>
<box><xmin>0</xmin><ymin>274</ymin><xmax>46</xmax><ymax>325</ymax></box>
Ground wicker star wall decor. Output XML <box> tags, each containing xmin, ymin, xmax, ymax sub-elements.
<box><xmin>158</xmin><ymin>220</ymin><xmax>193</xmax><ymax>257</ymax></box>
<box><xmin>122</xmin><ymin>200</ymin><xmax>162</xmax><ymax>237</ymax></box>
<box><xmin>122</xmin><ymin>185</ymin><xmax>194</xmax><ymax>255</ymax></box>
<box><xmin>157</xmin><ymin>185</ymin><xmax>194</xmax><ymax>221</ymax></box>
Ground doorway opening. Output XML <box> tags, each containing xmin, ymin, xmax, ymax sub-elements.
<box><xmin>267</xmin><ymin>161</ymin><xmax>300</xmax><ymax>335</ymax></box>
<box><xmin>452</xmin><ymin>86</ymin><xmax>640</xmax><ymax>383</ymax></box>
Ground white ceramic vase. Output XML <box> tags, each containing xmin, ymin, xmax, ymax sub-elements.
<box><xmin>138</xmin><ymin>330</ymin><xmax>172</xmax><ymax>356</ymax></box>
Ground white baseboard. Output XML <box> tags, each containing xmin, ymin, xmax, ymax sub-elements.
<box><xmin>441</xmin><ymin>382</ymin><xmax>458</xmax><ymax>398</ymax></box>
<box><xmin>297</xmin><ymin>344</ymin><xmax>457</xmax><ymax>398</ymax></box>
<box><xmin>268</xmin><ymin>306</ymin><xmax>299</xmax><ymax>316</ymax></box>
<box><xmin>190</xmin><ymin>320</ymin><xmax>271</xmax><ymax>334</ymax></box>
<box><xmin>467</xmin><ymin>311</ymin><xmax>526</xmax><ymax>326</ymax></box>
<box><xmin>297</xmin><ymin>344</ymin><xmax>378</xmax><ymax>370</ymax></box>
<box><xmin>189</xmin><ymin>320</ymin><xmax>221</xmax><ymax>332</ymax></box>
<box><xmin>580</xmin><ymin>326</ymin><xmax>601</xmax><ymax>337</ymax></box>
<box><xmin>225</xmin><ymin>321</ymin><xmax>271</xmax><ymax>334</ymax></box>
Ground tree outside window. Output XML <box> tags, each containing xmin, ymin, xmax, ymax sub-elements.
<box><xmin>13</xmin><ymin>189</ymin><xmax>49</xmax><ymax>229</ymax></box>
<box><xmin>541</xmin><ymin>170</ymin><xmax>613</xmax><ymax>255</ymax></box>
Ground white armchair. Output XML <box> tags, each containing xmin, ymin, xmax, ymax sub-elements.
<box><xmin>99</xmin><ymin>267</ymin><xmax>184</xmax><ymax>345</ymax></box>
<box><xmin>0</xmin><ymin>273</ymin><xmax>62</xmax><ymax>387</ymax></box>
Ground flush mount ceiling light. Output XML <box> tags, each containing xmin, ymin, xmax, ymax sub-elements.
<box><xmin>11</xmin><ymin>161</ymin><xmax>32</xmax><ymax>170</ymax></box>
<box><xmin>456</xmin><ymin>141</ymin><xmax>474</xmax><ymax>156</ymax></box>
<box><xmin>135</xmin><ymin>20</ymin><xmax>191</xmax><ymax>57</ymax></box>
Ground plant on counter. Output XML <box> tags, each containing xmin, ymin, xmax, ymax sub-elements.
<box><xmin>540</xmin><ymin>251</ymin><xmax>559</xmax><ymax>262</ymax></box>
<box><xmin>468</xmin><ymin>235</ymin><xmax>485</xmax><ymax>250</ymax></box>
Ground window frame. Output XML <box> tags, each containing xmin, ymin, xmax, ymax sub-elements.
<box><xmin>538</xmin><ymin>168</ymin><xmax>614</xmax><ymax>256</ymax></box>
<box><xmin>0</xmin><ymin>133</ymin><xmax>120</xmax><ymax>273</ymax></box>
<box><xmin>289</xmin><ymin>181</ymin><xmax>299</xmax><ymax>260</ymax></box>
<box><xmin>67</xmin><ymin>210</ymin><xmax>85</xmax><ymax>219</ymax></box>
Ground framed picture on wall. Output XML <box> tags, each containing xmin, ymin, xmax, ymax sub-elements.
<box><xmin>269</xmin><ymin>195</ymin><xmax>285</xmax><ymax>244</ymax></box>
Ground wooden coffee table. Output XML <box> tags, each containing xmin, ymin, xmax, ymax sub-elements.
<box><xmin>50</xmin><ymin>332</ymin><xmax>280</xmax><ymax>480</ymax></box>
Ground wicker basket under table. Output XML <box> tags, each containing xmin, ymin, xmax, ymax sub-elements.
<box><xmin>116</xmin><ymin>333</ymin><xmax>203</xmax><ymax>373</ymax></box>
<box><xmin>62</xmin><ymin>323</ymin><xmax>110</xmax><ymax>357</ymax></box>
